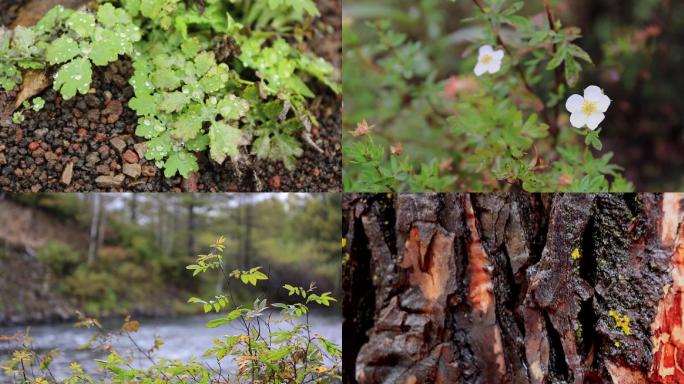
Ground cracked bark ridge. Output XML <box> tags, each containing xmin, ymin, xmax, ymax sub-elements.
<box><xmin>650</xmin><ymin>193</ymin><xmax>684</xmax><ymax>383</ymax></box>
<box><xmin>344</xmin><ymin>193</ymin><xmax>684</xmax><ymax>384</ymax></box>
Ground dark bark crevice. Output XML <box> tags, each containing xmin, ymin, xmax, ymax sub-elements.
<box><xmin>344</xmin><ymin>193</ymin><xmax>678</xmax><ymax>384</ymax></box>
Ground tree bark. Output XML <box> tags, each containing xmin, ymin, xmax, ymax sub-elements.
<box><xmin>343</xmin><ymin>193</ymin><xmax>684</xmax><ymax>384</ymax></box>
<box><xmin>87</xmin><ymin>194</ymin><xmax>102</xmax><ymax>266</ymax></box>
<box><xmin>130</xmin><ymin>193</ymin><xmax>138</xmax><ymax>224</ymax></box>
<box><xmin>188</xmin><ymin>194</ymin><xmax>196</xmax><ymax>256</ymax></box>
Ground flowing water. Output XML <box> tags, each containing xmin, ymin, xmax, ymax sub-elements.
<box><xmin>0</xmin><ymin>312</ymin><xmax>342</xmax><ymax>381</ymax></box>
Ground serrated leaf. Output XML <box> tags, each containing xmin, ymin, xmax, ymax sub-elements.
<box><xmin>159</xmin><ymin>91</ymin><xmax>190</xmax><ymax>113</ymax></box>
<box><xmin>151</xmin><ymin>68</ymin><xmax>181</xmax><ymax>90</ymax></box>
<box><xmin>217</xmin><ymin>94</ymin><xmax>249</xmax><ymax>120</ymax></box>
<box><xmin>46</xmin><ymin>36</ymin><xmax>80</xmax><ymax>65</ymax></box>
<box><xmin>164</xmin><ymin>150</ymin><xmax>199</xmax><ymax>178</ymax></box>
<box><xmin>208</xmin><ymin>122</ymin><xmax>248</xmax><ymax>164</ymax></box>
<box><xmin>12</xmin><ymin>27</ymin><xmax>37</xmax><ymax>56</ymax></box>
<box><xmin>53</xmin><ymin>57</ymin><xmax>92</xmax><ymax>100</ymax></box>
<box><xmin>194</xmin><ymin>51</ymin><xmax>215</xmax><ymax>77</ymax></box>
<box><xmin>36</xmin><ymin>5</ymin><xmax>71</xmax><ymax>32</ymax></box>
<box><xmin>271</xmin><ymin>134</ymin><xmax>303</xmax><ymax>170</ymax></box>
<box><xmin>199</xmin><ymin>64</ymin><xmax>230</xmax><ymax>93</ymax></box>
<box><xmin>186</xmin><ymin>134</ymin><xmax>209</xmax><ymax>151</ymax></box>
<box><xmin>145</xmin><ymin>133</ymin><xmax>172</xmax><ymax>161</ymax></box>
<box><xmin>129</xmin><ymin>72</ymin><xmax>153</xmax><ymax>94</ymax></box>
<box><xmin>128</xmin><ymin>92</ymin><xmax>157</xmax><ymax>116</ymax></box>
<box><xmin>252</xmin><ymin>135</ymin><xmax>271</xmax><ymax>160</ymax></box>
<box><xmin>66</xmin><ymin>11</ymin><xmax>96</xmax><ymax>38</ymax></box>
<box><xmin>97</xmin><ymin>3</ymin><xmax>131</xmax><ymax>27</ymax></box>
<box><xmin>170</xmin><ymin>114</ymin><xmax>202</xmax><ymax>141</ymax></box>
<box><xmin>140</xmin><ymin>0</ymin><xmax>164</xmax><ymax>18</ymax></box>
<box><xmin>89</xmin><ymin>29</ymin><xmax>125</xmax><ymax>66</ymax></box>
<box><xmin>135</xmin><ymin>116</ymin><xmax>165</xmax><ymax>138</ymax></box>
<box><xmin>181</xmin><ymin>38</ymin><xmax>201</xmax><ymax>58</ymax></box>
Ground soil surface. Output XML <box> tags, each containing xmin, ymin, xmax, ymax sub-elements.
<box><xmin>0</xmin><ymin>0</ymin><xmax>341</xmax><ymax>192</ymax></box>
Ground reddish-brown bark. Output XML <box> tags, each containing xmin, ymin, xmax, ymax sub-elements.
<box><xmin>343</xmin><ymin>193</ymin><xmax>684</xmax><ymax>384</ymax></box>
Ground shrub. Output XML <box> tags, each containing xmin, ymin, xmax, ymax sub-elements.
<box><xmin>1</xmin><ymin>0</ymin><xmax>339</xmax><ymax>177</ymax></box>
<box><xmin>343</xmin><ymin>0</ymin><xmax>634</xmax><ymax>192</ymax></box>
<box><xmin>1</xmin><ymin>236</ymin><xmax>342</xmax><ymax>383</ymax></box>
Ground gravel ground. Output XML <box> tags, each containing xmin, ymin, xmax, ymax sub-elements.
<box><xmin>0</xmin><ymin>0</ymin><xmax>341</xmax><ymax>192</ymax></box>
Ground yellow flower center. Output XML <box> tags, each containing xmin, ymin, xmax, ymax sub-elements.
<box><xmin>581</xmin><ymin>100</ymin><xmax>597</xmax><ymax>115</ymax></box>
<box><xmin>481</xmin><ymin>54</ymin><xmax>493</xmax><ymax>65</ymax></box>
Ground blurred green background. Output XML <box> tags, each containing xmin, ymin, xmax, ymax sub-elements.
<box><xmin>343</xmin><ymin>0</ymin><xmax>684</xmax><ymax>190</ymax></box>
<box><xmin>0</xmin><ymin>193</ymin><xmax>341</xmax><ymax>323</ymax></box>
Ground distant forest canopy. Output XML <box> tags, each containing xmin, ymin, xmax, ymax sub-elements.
<box><xmin>0</xmin><ymin>193</ymin><xmax>341</xmax><ymax>322</ymax></box>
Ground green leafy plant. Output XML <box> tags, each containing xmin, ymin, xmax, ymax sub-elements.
<box><xmin>120</xmin><ymin>0</ymin><xmax>339</xmax><ymax>176</ymax></box>
<box><xmin>1</xmin><ymin>236</ymin><xmax>341</xmax><ymax>383</ymax></box>
<box><xmin>343</xmin><ymin>0</ymin><xmax>634</xmax><ymax>192</ymax></box>
<box><xmin>1</xmin><ymin>0</ymin><xmax>339</xmax><ymax>177</ymax></box>
<box><xmin>0</xmin><ymin>17</ymin><xmax>55</xmax><ymax>92</ymax></box>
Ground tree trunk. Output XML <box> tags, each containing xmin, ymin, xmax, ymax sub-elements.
<box><xmin>244</xmin><ymin>201</ymin><xmax>253</xmax><ymax>268</ymax></box>
<box><xmin>87</xmin><ymin>194</ymin><xmax>101</xmax><ymax>266</ymax></box>
<box><xmin>188</xmin><ymin>195</ymin><xmax>196</xmax><ymax>256</ymax></box>
<box><xmin>343</xmin><ymin>193</ymin><xmax>684</xmax><ymax>384</ymax></box>
<box><xmin>130</xmin><ymin>193</ymin><xmax>138</xmax><ymax>224</ymax></box>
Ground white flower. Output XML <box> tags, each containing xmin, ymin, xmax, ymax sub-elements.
<box><xmin>474</xmin><ymin>45</ymin><xmax>504</xmax><ymax>76</ymax></box>
<box><xmin>565</xmin><ymin>85</ymin><xmax>611</xmax><ymax>130</ymax></box>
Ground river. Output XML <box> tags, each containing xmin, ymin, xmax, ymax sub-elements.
<box><xmin>0</xmin><ymin>312</ymin><xmax>342</xmax><ymax>381</ymax></box>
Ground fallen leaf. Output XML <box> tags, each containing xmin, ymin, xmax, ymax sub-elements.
<box><xmin>14</xmin><ymin>70</ymin><xmax>50</xmax><ymax>110</ymax></box>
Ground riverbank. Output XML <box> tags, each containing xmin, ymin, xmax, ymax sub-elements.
<box><xmin>0</xmin><ymin>312</ymin><xmax>342</xmax><ymax>381</ymax></box>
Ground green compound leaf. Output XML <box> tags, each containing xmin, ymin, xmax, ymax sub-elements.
<box><xmin>66</xmin><ymin>10</ymin><xmax>96</xmax><ymax>38</ymax></box>
<box><xmin>129</xmin><ymin>92</ymin><xmax>157</xmax><ymax>116</ymax></box>
<box><xmin>251</xmin><ymin>135</ymin><xmax>271</xmax><ymax>160</ymax></box>
<box><xmin>194</xmin><ymin>51</ymin><xmax>215</xmax><ymax>77</ymax></box>
<box><xmin>46</xmin><ymin>36</ymin><xmax>79</xmax><ymax>65</ymax></box>
<box><xmin>89</xmin><ymin>29</ymin><xmax>125</xmax><ymax>66</ymax></box>
<box><xmin>170</xmin><ymin>114</ymin><xmax>202</xmax><ymax>142</ymax></box>
<box><xmin>218</xmin><ymin>94</ymin><xmax>250</xmax><ymax>120</ymax></box>
<box><xmin>129</xmin><ymin>72</ymin><xmax>154</xmax><ymax>94</ymax></box>
<box><xmin>12</xmin><ymin>27</ymin><xmax>38</xmax><ymax>56</ymax></box>
<box><xmin>298</xmin><ymin>54</ymin><xmax>340</xmax><ymax>94</ymax></box>
<box><xmin>164</xmin><ymin>150</ymin><xmax>199</xmax><ymax>178</ymax></box>
<box><xmin>53</xmin><ymin>57</ymin><xmax>92</xmax><ymax>100</ymax></box>
<box><xmin>186</xmin><ymin>134</ymin><xmax>209</xmax><ymax>151</ymax></box>
<box><xmin>181</xmin><ymin>37</ymin><xmax>201</xmax><ymax>58</ymax></box>
<box><xmin>97</xmin><ymin>3</ymin><xmax>131</xmax><ymax>27</ymax></box>
<box><xmin>135</xmin><ymin>116</ymin><xmax>165</xmax><ymax>139</ymax></box>
<box><xmin>35</xmin><ymin>5</ymin><xmax>72</xmax><ymax>32</ymax></box>
<box><xmin>208</xmin><ymin>122</ymin><xmax>248</xmax><ymax>164</ymax></box>
<box><xmin>145</xmin><ymin>132</ymin><xmax>173</xmax><ymax>161</ymax></box>
<box><xmin>151</xmin><ymin>68</ymin><xmax>181</xmax><ymax>90</ymax></box>
<box><xmin>159</xmin><ymin>91</ymin><xmax>190</xmax><ymax>113</ymax></box>
<box><xmin>262</xmin><ymin>133</ymin><xmax>303</xmax><ymax>171</ymax></box>
<box><xmin>199</xmin><ymin>63</ymin><xmax>230</xmax><ymax>93</ymax></box>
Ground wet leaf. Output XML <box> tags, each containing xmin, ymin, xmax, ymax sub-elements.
<box><xmin>53</xmin><ymin>57</ymin><xmax>91</xmax><ymax>100</ymax></box>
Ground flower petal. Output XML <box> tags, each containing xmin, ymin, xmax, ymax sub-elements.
<box><xmin>492</xmin><ymin>49</ymin><xmax>504</xmax><ymax>61</ymax></box>
<box><xmin>586</xmin><ymin>112</ymin><xmax>605</xmax><ymax>130</ymax></box>
<box><xmin>583</xmin><ymin>85</ymin><xmax>604</xmax><ymax>101</ymax></box>
<box><xmin>569</xmin><ymin>111</ymin><xmax>587</xmax><ymax>128</ymax></box>
<box><xmin>478</xmin><ymin>45</ymin><xmax>493</xmax><ymax>56</ymax></box>
<box><xmin>565</xmin><ymin>94</ymin><xmax>584</xmax><ymax>113</ymax></box>
<box><xmin>487</xmin><ymin>60</ymin><xmax>502</xmax><ymax>74</ymax></box>
<box><xmin>595</xmin><ymin>94</ymin><xmax>611</xmax><ymax>112</ymax></box>
<box><xmin>474</xmin><ymin>62</ymin><xmax>487</xmax><ymax>76</ymax></box>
